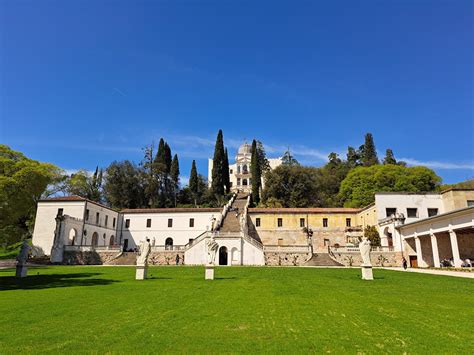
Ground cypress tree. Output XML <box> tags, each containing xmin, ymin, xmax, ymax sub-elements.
<box><xmin>164</xmin><ymin>143</ymin><xmax>172</xmax><ymax>174</ymax></box>
<box><xmin>223</xmin><ymin>148</ymin><xmax>231</xmax><ymax>194</ymax></box>
<box><xmin>361</xmin><ymin>133</ymin><xmax>379</xmax><ymax>166</ymax></box>
<box><xmin>170</xmin><ymin>154</ymin><xmax>180</xmax><ymax>207</ymax></box>
<box><xmin>250</xmin><ymin>139</ymin><xmax>261</xmax><ymax>205</ymax></box>
<box><xmin>383</xmin><ymin>149</ymin><xmax>397</xmax><ymax>165</ymax></box>
<box><xmin>189</xmin><ymin>160</ymin><xmax>199</xmax><ymax>206</ymax></box>
<box><xmin>211</xmin><ymin>129</ymin><xmax>225</xmax><ymax>196</ymax></box>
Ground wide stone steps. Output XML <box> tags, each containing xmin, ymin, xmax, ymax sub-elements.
<box><xmin>219</xmin><ymin>196</ymin><xmax>248</xmax><ymax>233</ymax></box>
<box><xmin>105</xmin><ymin>252</ymin><xmax>137</xmax><ymax>265</ymax></box>
<box><xmin>304</xmin><ymin>253</ymin><xmax>344</xmax><ymax>266</ymax></box>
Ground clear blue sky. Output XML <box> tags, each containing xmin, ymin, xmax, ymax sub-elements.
<box><xmin>1</xmin><ymin>0</ymin><xmax>473</xmax><ymax>184</ymax></box>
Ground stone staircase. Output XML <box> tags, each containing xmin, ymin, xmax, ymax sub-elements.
<box><xmin>105</xmin><ymin>252</ymin><xmax>137</xmax><ymax>265</ymax></box>
<box><xmin>304</xmin><ymin>253</ymin><xmax>344</xmax><ymax>266</ymax></box>
<box><xmin>219</xmin><ymin>194</ymin><xmax>248</xmax><ymax>234</ymax></box>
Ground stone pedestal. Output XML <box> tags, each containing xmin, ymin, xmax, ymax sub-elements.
<box><xmin>136</xmin><ymin>265</ymin><xmax>148</xmax><ymax>280</ymax></box>
<box><xmin>205</xmin><ymin>265</ymin><xmax>215</xmax><ymax>280</ymax></box>
<box><xmin>16</xmin><ymin>265</ymin><xmax>27</xmax><ymax>278</ymax></box>
<box><xmin>361</xmin><ymin>265</ymin><xmax>373</xmax><ymax>280</ymax></box>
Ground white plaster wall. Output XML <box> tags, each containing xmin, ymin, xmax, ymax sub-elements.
<box><xmin>32</xmin><ymin>201</ymin><xmax>86</xmax><ymax>256</ymax></box>
<box><xmin>82</xmin><ymin>201</ymin><xmax>119</xmax><ymax>246</ymax></box>
<box><xmin>120</xmin><ymin>211</ymin><xmax>217</xmax><ymax>249</ymax></box>
<box><xmin>375</xmin><ymin>193</ymin><xmax>444</xmax><ymax>222</ymax></box>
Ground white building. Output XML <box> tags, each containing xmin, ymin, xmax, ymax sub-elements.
<box><xmin>208</xmin><ymin>142</ymin><xmax>282</xmax><ymax>193</ymax></box>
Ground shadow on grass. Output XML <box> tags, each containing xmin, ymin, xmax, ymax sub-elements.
<box><xmin>0</xmin><ymin>272</ymin><xmax>120</xmax><ymax>291</ymax></box>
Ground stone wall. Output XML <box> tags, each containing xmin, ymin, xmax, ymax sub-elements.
<box><xmin>330</xmin><ymin>251</ymin><xmax>402</xmax><ymax>267</ymax></box>
<box><xmin>63</xmin><ymin>250</ymin><xmax>185</xmax><ymax>265</ymax></box>
<box><xmin>148</xmin><ymin>251</ymin><xmax>185</xmax><ymax>265</ymax></box>
<box><xmin>264</xmin><ymin>252</ymin><xmax>311</xmax><ymax>266</ymax></box>
<box><xmin>63</xmin><ymin>251</ymin><xmax>120</xmax><ymax>265</ymax></box>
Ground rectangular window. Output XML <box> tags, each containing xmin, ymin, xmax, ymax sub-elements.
<box><xmin>323</xmin><ymin>218</ymin><xmax>328</xmax><ymax>228</ymax></box>
<box><xmin>229</xmin><ymin>182</ymin><xmax>233</xmax><ymax>187</ymax></box>
<box><xmin>125</xmin><ymin>219</ymin><xmax>130</xmax><ymax>228</ymax></box>
<box><xmin>146</xmin><ymin>219</ymin><xmax>151</xmax><ymax>228</ymax></box>
<box><xmin>277</xmin><ymin>218</ymin><xmax>283</xmax><ymax>227</ymax></box>
<box><xmin>113</xmin><ymin>217</ymin><xmax>116</xmax><ymax>228</ymax></box>
<box><xmin>57</xmin><ymin>208</ymin><xmax>63</xmax><ymax>217</ymax></box>
<box><xmin>300</xmin><ymin>218</ymin><xmax>305</xmax><ymax>227</ymax></box>
<box><xmin>189</xmin><ymin>218</ymin><xmax>194</xmax><ymax>227</ymax></box>
<box><xmin>237</xmin><ymin>178</ymin><xmax>241</xmax><ymax>186</ymax></box>
<box><xmin>427</xmin><ymin>208</ymin><xmax>438</xmax><ymax>217</ymax></box>
<box><xmin>324</xmin><ymin>238</ymin><xmax>330</xmax><ymax>246</ymax></box>
<box><xmin>105</xmin><ymin>215</ymin><xmax>108</xmax><ymax>227</ymax></box>
<box><xmin>467</xmin><ymin>200</ymin><xmax>474</xmax><ymax>207</ymax></box>
<box><xmin>168</xmin><ymin>218</ymin><xmax>173</xmax><ymax>228</ymax></box>
<box><xmin>229</xmin><ymin>169</ymin><xmax>233</xmax><ymax>174</ymax></box>
<box><xmin>85</xmin><ymin>209</ymin><xmax>90</xmax><ymax>221</ymax></box>
<box><xmin>256</xmin><ymin>218</ymin><xmax>261</xmax><ymax>227</ymax></box>
<box><xmin>386</xmin><ymin>208</ymin><xmax>397</xmax><ymax>217</ymax></box>
<box><xmin>407</xmin><ymin>208</ymin><xmax>418</xmax><ymax>218</ymax></box>
<box><xmin>96</xmin><ymin>212</ymin><xmax>100</xmax><ymax>224</ymax></box>
<box><xmin>346</xmin><ymin>218</ymin><xmax>351</xmax><ymax>227</ymax></box>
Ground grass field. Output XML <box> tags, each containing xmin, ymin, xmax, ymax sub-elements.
<box><xmin>0</xmin><ymin>266</ymin><xmax>473</xmax><ymax>353</ymax></box>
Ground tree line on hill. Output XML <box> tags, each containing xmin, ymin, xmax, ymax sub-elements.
<box><xmin>1</xmin><ymin>132</ymin><xmax>469</xmax><ymax>248</ymax></box>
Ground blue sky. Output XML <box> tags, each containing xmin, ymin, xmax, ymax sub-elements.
<box><xmin>1</xmin><ymin>0</ymin><xmax>473</xmax><ymax>184</ymax></box>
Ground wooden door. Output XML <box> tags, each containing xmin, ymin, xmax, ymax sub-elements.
<box><xmin>409</xmin><ymin>255</ymin><xmax>418</xmax><ymax>268</ymax></box>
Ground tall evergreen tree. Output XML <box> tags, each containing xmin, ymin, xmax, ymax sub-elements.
<box><xmin>223</xmin><ymin>148</ymin><xmax>231</xmax><ymax>194</ymax></box>
<box><xmin>142</xmin><ymin>143</ymin><xmax>158</xmax><ymax>207</ymax></box>
<box><xmin>189</xmin><ymin>160</ymin><xmax>199</xmax><ymax>206</ymax></box>
<box><xmin>170</xmin><ymin>154</ymin><xmax>180</xmax><ymax>207</ymax></box>
<box><xmin>281</xmin><ymin>148</ymin><xmax>299</xmax><ymax>166</ymax></box>
<box><xmin>211</xmin><ymin>129</ymin><xmax>225</xmax><ymax>196</ymax></box>
<box><xmin>250</xmin><ymin>139</ymin><xmax>262</xmax><ymax>205</ymax></box>
<box><xmin>361</xmin><ymin>133</ymin><xmax>379</xmax><ymax>166</ymax></box>
<box><xmin>164</xmin><ymin>143</ymin><xmax>172</xmax><ymax>174</ymax></box>
<box><xmin>383</xmin><ymin>149</ymin><xmax>397</xmax><ymax>165</ymax></box>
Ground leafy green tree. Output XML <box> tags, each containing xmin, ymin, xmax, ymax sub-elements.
<box><xmin>250</xmin><ymin>139</ymin><xmax>262</xmax><ymax>205</ymax></box>
<box><xmin>364</xmin><ymin>225</ymin><xmax>381</xmax><ymax>246</ymax></box>
<box><xmin>261</xmin><ymin>165</ymin><xmax>319</xmax><ymax>207</ymax></box>
<box><xmin>103</xmin><ymin>160</ymin><xmax>146</xmax><ymax>209</ymax></box>
<box><xmin>211</xmin><ymin>129</ymin><xmax>225</xmax><ymax>196</ymax></box>
<box><xmin>383</xmin><ymin>149</ymin><xmax>397</xmax><ymax>165</ymax></box>
<box><xmin>0</xmin><ymin>145</ymin><xmax>61</xmax><ymax>248</ymax></box>
<box><xmin>223</xmin><ymin>148</ymin><xmax>231</xmax><ymax>194</ymax></box>
<box><xmin>360</xmin><ymin>133</ymin><xmax>379</xmax><ymax>166</ymax></box>
<box><xmin>66</xmin><ymin>170</ymin><xmax>90</xmax><ymax>197</ymax></box>
<box><xmin>339</xmin><ymin>165</ymin><xmax>441</xmax><ymax>207</ymax></box>
<box><xmin>88</xmin><ymin>166</ymin><xmax>103</xmax><ymax>202</ymax></box>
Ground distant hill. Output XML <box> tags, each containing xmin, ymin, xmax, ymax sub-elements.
<box><xmin>441</xmin><ymin>179</ymin><xmax>474</xmax><ymax>191</ymax></box>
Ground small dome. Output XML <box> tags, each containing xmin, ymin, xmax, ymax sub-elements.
<box><xmin>238</xmin><ymin>143</ymin><xmax>252</xmax><ymax>155</ymax></box>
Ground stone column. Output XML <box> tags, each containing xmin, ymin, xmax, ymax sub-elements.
<box><xmin>449</xmin><ymin>230</ymin><xmax>462</xmax><ymax>268</ymax></box>
<box><xmin>430</xmin><ymin>233</ymin><xmax>440</xmax><ymax>268</ymax></box>
<box><xmin>414</xmin><ymin>236</ymin><xmax>426</xmax><ymax>267</ymax></box>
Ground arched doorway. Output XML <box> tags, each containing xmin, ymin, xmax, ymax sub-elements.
<box><xmin>165</xmin><ymin>238</ymin><xmax>173</xmax><ymax>250</ymax></box>
<box><xmin>68</xmin><ymin>228</ymin><xmax>77</xmax><ymax>246</ymax></box>
<box><xmin>219</xmin><ymin>246</ymin><xmax>228</xmax><ymax>265</ymax></box>
<box><xmin>109</xmin><ymin>235</ymin><xmax>115</xmax><ymax>246</ymax></box>
<box><xmin>91</xmin><ymin>232</ymin><xmax>99</xmax><ymax>246</ymax></box>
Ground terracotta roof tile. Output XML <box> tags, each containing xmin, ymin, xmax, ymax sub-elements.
<box><xmin>121</xmin><ymin>208</ymin><xmax>221</xmax><ymax>214</ymax></box>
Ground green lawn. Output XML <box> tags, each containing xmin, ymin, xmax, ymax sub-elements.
<box><xmin>0</xmin><ymin>266</ymin><xmax>473</xmax><ymax>353</ymax></box>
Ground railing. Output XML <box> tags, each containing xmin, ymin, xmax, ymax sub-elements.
<box><xmin>263</xmin><ymin>245</ymin><xmax>311</xmax><ymax>253</ymax></box>
<box><xmin>151</xmin><ymin>245</ymin><xmax>186</xmax><ymax>251</ymax></box>
<box><xmin>184</xmin><ymin>230</ymin><xmax>210</xmax><ymax>250</ymax></box>
<box><xmin>63</xmin><ymin>245</ymin><xmax>121</xmax><ymax>252</ymax></box>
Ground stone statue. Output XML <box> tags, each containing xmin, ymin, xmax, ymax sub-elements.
<box><xmin>151</xmin><ymin>237</ymin><xmax>156</xmax><ymax>247</ymax></box>
<box><xmin>206</xmin><ymin>236</ymin><xmax>219</xmax><ymax>265</ymax></box>
<box><xmin>359</xmin><ymin>237</ymin><xmax>372</xmax><ymax>266</ymax></box>
<box><xmin>137</xmin><ymin>239</ymin><xmax>151</xmax><ymax>266</ymax></box>
<box><xmin>16</xmin><ymin>240</ymin><xmax>30</xmax><ymax>277</ymax></box>
<box><xmin>17</xmin><ymin>240</ymin><xmax>30</xmax><ymax>265</ymax></box>
<box><xmin>210</xmin><ymin>215</ymin><xmax>216</xmax><ymax>231</ymax></box>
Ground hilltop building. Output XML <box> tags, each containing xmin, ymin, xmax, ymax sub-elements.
<box><xmin>208</xmin><ymin>143</ymin><xmax>282</xmax><ymax>193</ymax></box>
